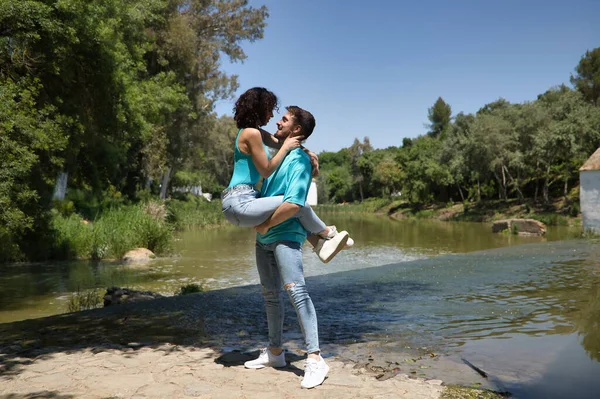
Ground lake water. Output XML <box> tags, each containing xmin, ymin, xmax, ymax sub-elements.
<box><xmin>0</xmin><ymin>214</ymin><xmax>597</xmax><ymax>398</ymax></box>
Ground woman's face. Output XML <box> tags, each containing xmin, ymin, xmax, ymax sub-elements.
<box><xmin>263</xmin><ymin>108</ymin><xmax>274</xmax><ymax>126</ymax></box>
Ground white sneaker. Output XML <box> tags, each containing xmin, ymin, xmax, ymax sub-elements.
<box><xmin>244</xmin><ymin>348</ymin><xmax>286</xmax><ymax>369</ymax></box>
<box><xmin>301</xmin><ymin>357</ymin><xmax>329</xmax><ymax>389</ymax></box>
<box><xmin>315</xmin><ymin>227</ymin><xmax>349</xmax><ymax>263</ymax></box>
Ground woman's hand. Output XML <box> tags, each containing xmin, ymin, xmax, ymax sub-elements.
<box><xmin>281</xmin><ymin>136</ymin><xmax>302</xmax><ymax>153</ymax></box>
<box><xmin>254</xmin><ymin>222</ymin><xmax>270</xmax><ymax>235</ymax></box>
<box><xmin>307</xmin><ymin>151</ymin><xmax>320</xmax><ymax>176</ymax></box>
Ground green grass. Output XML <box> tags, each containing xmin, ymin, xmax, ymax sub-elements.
<box><xmin>441</xmin><ymin>386</ymin><xmax>510</xmax><ymax>399</ymax></box>
<box><xmin>414</xmin><ymin>209</ymin><xmax>435</xmax><ymax>219</ymax></box>
<box><xmin>50</xmin><ymin>196</ymin><xmax>227</xmax><ymax>261</ymax></box>
<box><xmin>314</xmin><ymin>198</ymin><xmax>395</xmax><ymax>214</ymax></box>
<box><xmin>166</xmin><ymin>195</ymin><xmax>225</xmax><ymax>230</ymax></box>
<box><xmin>66</xmin><ymin>287</ymin><xmax>103</xmax><ymax>313</ymax></box>
<box><xmin>52</xmin><ymin>204</ymin><xmax>174</xmax><ymax>260</ymax></box>
<box><xmin>528</xmin><ymin>213</ymin><xmax>569</xmax><ymax>226</ymax></box>
<box><xmin>175</xmin><ymin>283</ymin><xmax>204</xmax><ymax>295</ymax></box>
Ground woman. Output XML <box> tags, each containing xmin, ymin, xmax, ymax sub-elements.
<box><xmin>221</xmin><ymin>87</ymin><xmax>352</xmax><ymax>263</ymax></box>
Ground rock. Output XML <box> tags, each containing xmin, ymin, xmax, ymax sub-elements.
<box><xmin>492</xmin><ymin>218</ymin><xmax>546</xmax><ymax>236</ymax></box>
<box><xmin>122</xmin><ymin>248</ymin><xmax>156</xmax><ymax>264</ymax></box>
<box><xmin>491</xmin><ymin>220</ymin><xmax>510</xmax><ymax>233</ymax></box>
<box><xmin>103</xmin><ymin>286</ymin><xmax>164</xmax><ymax>307</ymax></box>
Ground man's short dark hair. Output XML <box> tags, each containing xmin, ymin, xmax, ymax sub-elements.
<box><xmin>286</xmin><ymin>106</ymin><xmax>316</xmax><ymax>139</ymax></box>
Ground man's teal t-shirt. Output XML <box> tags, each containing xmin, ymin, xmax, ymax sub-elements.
<box><xmin>256</xmin><ymin>148</ymin><xmax>312</xmax><ymax>245</ymax></box>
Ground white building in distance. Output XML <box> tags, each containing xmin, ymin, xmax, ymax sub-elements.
<box><xmin>307</xmin><ymin>179</ymin><xmax>318</xmax><ymax>206</ymax></box>
<box><xmin>579</xmin><ymin>147</ymin><xmax>600</xmax><ymax>234</ymax></box>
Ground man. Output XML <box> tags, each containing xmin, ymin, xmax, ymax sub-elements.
<box><xmin>243</xmin><ymin>106</ymin><xmax>348</xmax><ymax>389</ymax></box>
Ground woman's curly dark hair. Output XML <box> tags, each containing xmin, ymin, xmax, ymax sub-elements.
<box><xmin>234</xmin><ymin>87</ymin><xmax>279</xmax><ymax>129</ymax></box>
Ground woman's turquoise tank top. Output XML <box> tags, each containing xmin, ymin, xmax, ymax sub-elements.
<box><xmin>227</xmin><ymin>129</ymin><xmax>270</xmax><ymax>188</ymax></box>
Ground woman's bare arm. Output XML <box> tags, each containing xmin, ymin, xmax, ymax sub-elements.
<box><xmin>240</xmin><ymin>128</ymin><xmax>300</xmax><ymax>178</ymax></box>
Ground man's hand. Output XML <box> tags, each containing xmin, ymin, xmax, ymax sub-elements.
<box><xmin>307</xmin><ymin>151</ymin><xmax>319</xmax><ymax>177</ymax></box>
<box><xmin>254</xmin><ymin>222</ymin><xmax>270</xmax><ymax>235</ymax></box>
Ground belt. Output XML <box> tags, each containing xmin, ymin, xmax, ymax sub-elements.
<box><xmin>221</xmin><ymin>184</ymin><xmax>256</xmax><ymax>199</ymax></box>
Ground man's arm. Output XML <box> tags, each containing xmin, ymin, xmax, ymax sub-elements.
<box><xmin>254</xmin><ymin>156</ymin><xmax>312</xmax><ymax>235</ymax></box>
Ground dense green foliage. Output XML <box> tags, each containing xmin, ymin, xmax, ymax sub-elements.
<box><xmin>1</xmin><ymin>0</ymin><xmax>598</xmax><ymax>264</ymax></box>
<box><xmin>1</xmin><ymin>0</ymin><xmax>265</xmax><ymax>261</ymax></box>
<box><xmin>316</xmin><ymin>51</ymin><xmax>600</xmax><ymax>208</ymax></box>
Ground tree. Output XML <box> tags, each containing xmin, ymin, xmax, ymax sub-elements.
<box><xmin>427</xmin><ymin>97</ymin><xmax>452</xmax><ymax>138</ymax></box>
<box><xmin>0</xmin><ymin>0</ymin><xmax>270</xmax><ymax>260</ymax></box>
<box><xmin>396</xmin><ymin>136</ymin><xmax>452</xmax><ymax>204</ymax></box>
<box><xmin>324</xmin><ymin>166</ymin><xmax>353</xmax><ymax>203</ymax></box>
<box><xmin>571</xmin><ymin>48</ymin><xmax>600</xmax><ymax>106</ymax></box>
<box><xmin>440</xmin><ymin>112</ymin><xmax>475</xmax><ymax>201</ymax></box>
<box><xmin>348</xmin><ymin>137</ymin><xmax>373</xmax><ymax>202</ymax></box>
<box><xmin>186</xmin><ymin>115</ymin><xmax>238</xmax><ymax>192</ymax></box>
<box><xmin>533</xmin><ymin>86</ymin><xmax>599</xmax><ymax>203</ymax></box>
<box><xmin>373</xmin><ymin>160</ymin><xmax>403</xmax><ymax>196</ymax></box>
<box><xmin>0</xmin><ymin>77</ymin><xmax>68</xmax><ymax>260</ymax></box>
<box><xmin>150</xmin><ymin>0</ymin><xmax>269</xmax><ymax>192</ymax></box>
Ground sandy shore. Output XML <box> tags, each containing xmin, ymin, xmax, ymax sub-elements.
<box><xmin>1</xmin><ymin>343</ymin><xmax>447</xmax><ymax>399</ymax></box>
<box><xmin>0</xmin><ymin>287</ymin><xmax>506</xmax><ymax>399</ymax></box>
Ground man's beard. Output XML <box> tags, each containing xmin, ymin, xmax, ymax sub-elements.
<box><xmin>274</xmin><ymin>130</ymin><xmax>287</xmax><ymax>140</ymax></box>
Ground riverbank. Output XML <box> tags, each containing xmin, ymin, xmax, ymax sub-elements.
<box><xmin>3</xmin><ymin>194</ymin><xmax>581</xmax><ymax>264</ymax></box>
<box><xmin>0</xmin><ymin>289</ymin><xmax>506</xmax><ymax>399</ymax></box>
<box><xmin>315</xmin><ymin>197</ymin><xmax>582</xmax><ymax>227</ymax></box>
<box><xmin>1</xmin><ymin>196</ymin><xmax>226</xmax><ymax>264</ymax></box>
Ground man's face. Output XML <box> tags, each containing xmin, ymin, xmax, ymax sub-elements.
<box><xmin>274</xmin><ymin>112</ymin><xmax>300</xmax><ymax>140</ymax></box>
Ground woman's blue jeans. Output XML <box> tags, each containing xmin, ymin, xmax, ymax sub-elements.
<box><xmin>255</xmin><ymin>240</ymin><xmax>320</xmax><ymax>354</ymax></box>
<box><xmin>221</xmin><ymin>186</ymin><xmax>326</xmax><ymax>234</ymax></box>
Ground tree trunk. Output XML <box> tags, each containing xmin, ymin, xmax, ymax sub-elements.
<box><xmin>160</xmin><ymin>167</ymin><xmax>172</xmax><ymax>200</ymax></box>
<box><xmin>493</xmin><ymin>170</ymin><xmax>507</xmax><ymax>201</ymax></box>
<box><xmin>542</xmin><ymin>166</ymin><xmax>551</xmax><ymax>204</ymax></box>
<box><xmin>501</xmin><ymin>166</ymin><xmax>507</xmax><ymax>200</ymax></box>
<box><xmin>457</xmin><ymin>184</ymin><xmax>465</xmax><ymax>202</ymax></box>
<box><xmin>503</xmin><ymin>165</ymin><xmax>524</xmax><ymax>203</ymax></box>
<box><xmin>359</xmin><ymin>181</ymin><xmax>364</xmax><ymax>202</ymax></box>
<box><xmin>534</xmin><ymin>179</ymin><xmax>539</xmax><ymax>203</ymax></box>
<box><xmin>543</xmin><ymin>179</ymin><xmax>549</xmax><ymax>204</ymax></box>
<box><xmin>477</xmin><ymin>178</ymin><xmax>481</xmax><ymax>202</ymax></box>
<box><xmin>52</xmin><ymin>171</ymin><xmax>69</xmax><ymax>200</ymax></box>
<box><xmin>563</xmin><ymin>176</ymin><xmax>568</xmax><ymax>200</ymax></box>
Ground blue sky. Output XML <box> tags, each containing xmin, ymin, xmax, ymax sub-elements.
<box><xmin>213</xmin><ymin>0</ymin><xmax>600</xmax><ymax>153</ymax></box>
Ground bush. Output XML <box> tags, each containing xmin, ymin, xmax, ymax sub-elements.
<box><xmin>359</xmin><ymin>198</ymin><xmax>393</xmax><ymax>213</ymax></box>
<box><xmin>166</xmin><ymin>196</ymin><xmax>224</xmax><ymax>230</ymax></box>
<box><xmin>53</xmin><ymin>199</ymin><xmax>76</xmax><ymax>217</ymax></box>
<box><xmin>51</xmin><ymin>204</ymin><xmax>174</xmax><ymax>260</ymax></box>
<box><xmin>313</xmin><ymin>198</ymin><xmax>393</xmax><ymax>214</ymax></box>
<box><xmin>569</xmin><ymin>201</ymin><xmax>580</xmax><ymax>217</ymax></box>
<box><xmin>66</xmin><ymin>288</ymin><xmax>103</xmax><ymax>313</ymax></box>
<box><xmin>52</xmin><ymin>212</ymin><xmax>93</xmax><ymax>260</ymax></box>
<box><xmin>0</xmin><ymin>228</ymin><xmax>24</xmax><ymax>262</ymax></box>
<box><xmin>89</xmin><ymin>205</ymin><xmax>173</xmax><ymax>259</ymax></box>
<box><xmin>175</xmin><ymin>283</ymin><xmax>204</xmax><ymax>295</ymax></box>
<box><xmin>530</xmin><ymin>213</ymin><xmax>569</xmax><ymax>226</ymax></box>
<box><xmin>414</xmin><ymin>209</ymin><xmax>434</xmax><ymax>219</ymax></box>
<box><xmin>66</xmin><ymin>186</ymin><xmax>128</xmax><ymax>221</ymax></box>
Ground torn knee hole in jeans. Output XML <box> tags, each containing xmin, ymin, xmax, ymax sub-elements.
<box><xmin>284</xmin><ymin>282</ymin><xmax>296</xmax><ymax>290</ymax></box>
